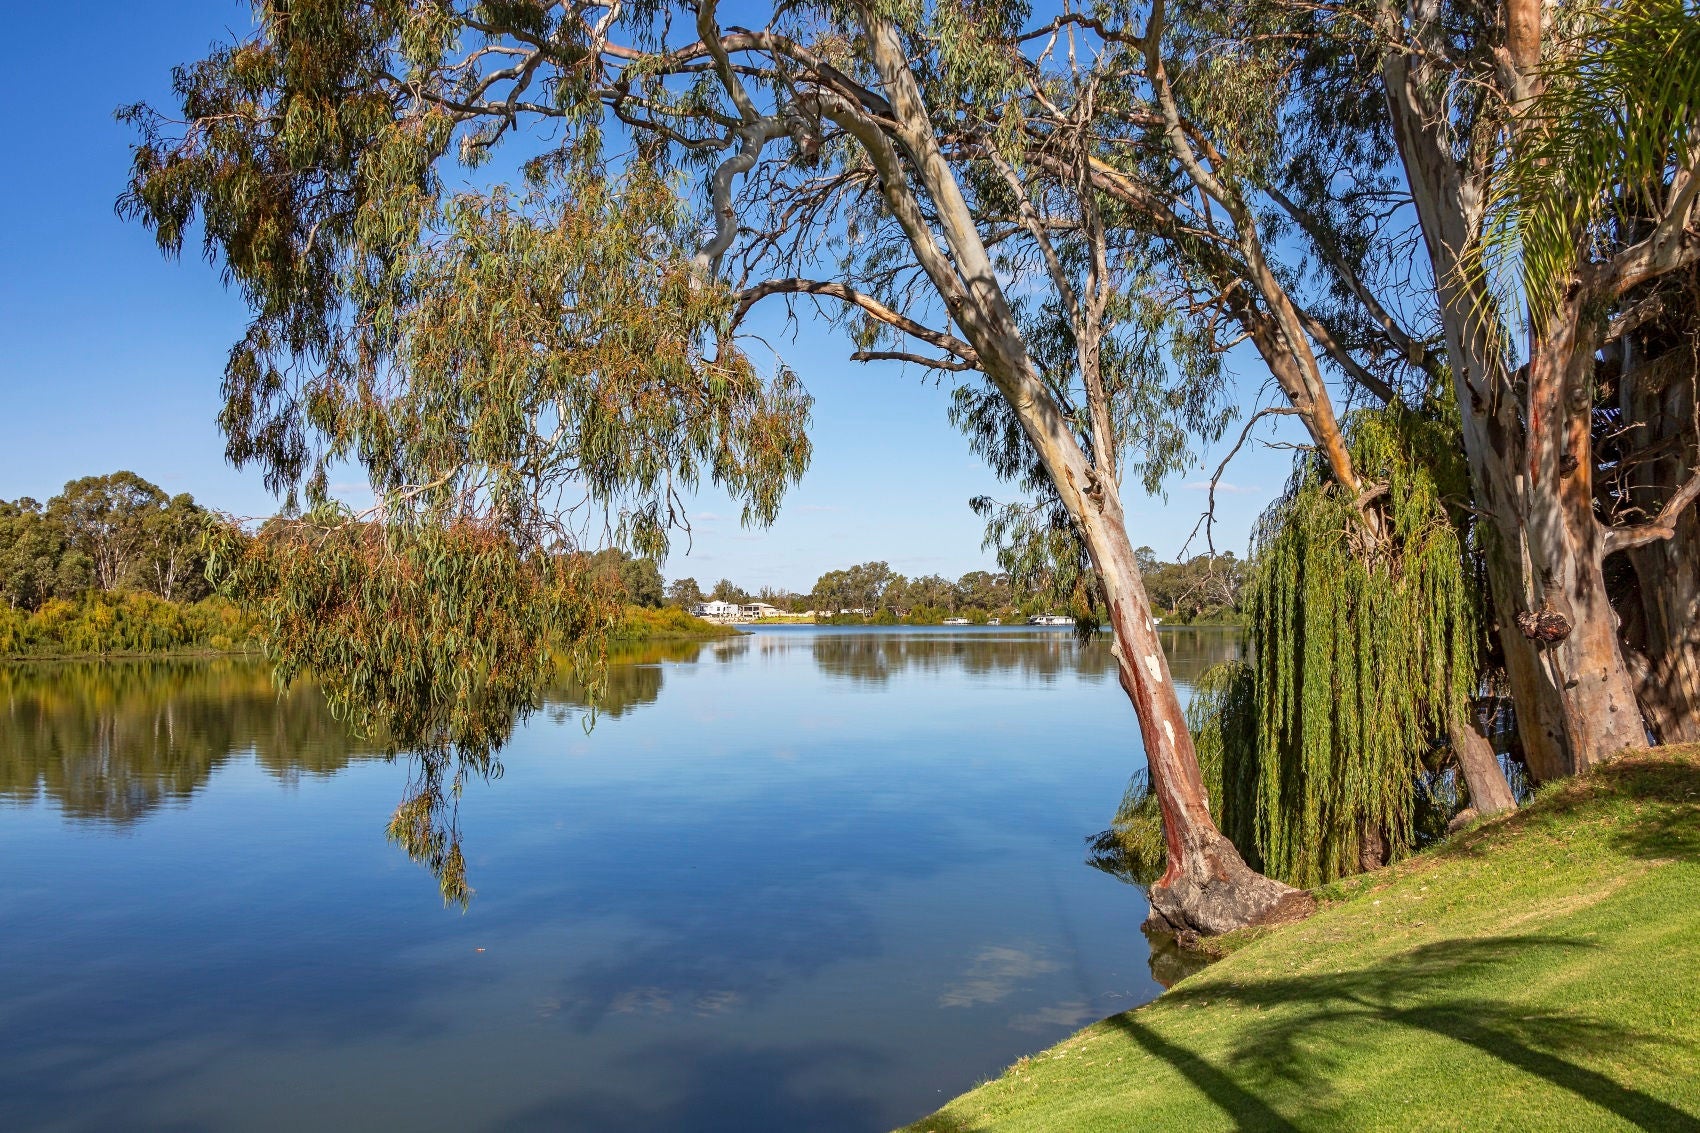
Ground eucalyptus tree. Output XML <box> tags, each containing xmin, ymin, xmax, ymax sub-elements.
<box><xmin>1377</xmin><ymin>0</ymin><xmax>1700</xmax><ymax>769</ymax></box>
<box><xmin>140</xmin><ymin>493</ymin><xmax>216</xmax><ymax>603</ymax></box>
<box><xmin>993</xmin><ymin>0</ymin><xmax>1523</xmax><ymax>845</ymax></box>
<box><xmin>122</xmin><ymin>0</ymin><xmax>1315</xmax><ymax>932</ymax></box>
<box><xmin>666</xmin><ymin>576</ymin><xmax>706</xmax><ymax>607</ymax></box>
<box><xmin>1076</xmin><ymin>0</ymin><xmax>1700</xmax><ymax>784</ymax></box>
<box><xmin>49</xmin><ymin>473</ymin><xmax>171</xmax><ymax>593</ymax></box>
<box><xmin>0</xmin><ymin>499</ymin><xmax>89</xmax><ymax>611</ymax></box>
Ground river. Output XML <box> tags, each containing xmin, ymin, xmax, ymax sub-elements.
<box><xmin>0</xmin><ymin>626</ymin><xmax>1242</xmax><ymax>1132</ymax></box>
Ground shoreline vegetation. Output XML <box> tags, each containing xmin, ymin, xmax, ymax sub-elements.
<box><xmin>672</xmin><ymin>553</ymin><xmax>1249</xmax><ymax>630</ymax></box>
<box><xmin>2</xmin><ymin>593</ymin><xmax>739</xmax><ymax>661</ymax></box>
<box><xmin>903</xmin><ymin>746</ymin><xmax>1700</xmax><ymax>1132</ymax></box>
<box><xmin>5</xmin><ymin>474</ymin><xmax>1246</xmax><ymax>659</ymax></box>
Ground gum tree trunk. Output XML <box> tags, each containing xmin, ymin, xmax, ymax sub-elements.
<box><xmin>1449</xmin><ymin>717</ymin><xmax>1517</xmax><ymax>816</ymax></box>
<box><xmin>1383</xmin><ymin>45</ymin><xmax>1648</xmax><ymax>782</ymax></box>
<box><xmin>1619</xmin><ymin>347</ymin><xmax>1700</xmax><ymax>743</ymax></box>
<box><xmin>841</xmin><ymin>10</ymin><xmax>1313</xmax><ymax>935</ymax></box>
<box><xmin>1513</xmin><ymin>320</ymin><xmax>1649</xmax><ymax>775</ymax></box>
<box><xmin>1076</xmin><ymin>479</ymin><xmax>1316</xmax><ymax>935</ymax></box>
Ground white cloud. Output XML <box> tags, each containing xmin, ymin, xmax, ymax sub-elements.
<box><xmin>939</xmin><ymin>946</ymin><xmax>1059</xmax><ymax>1008</ymax></box>
<box><xmin>1183</xmin><ymin>481</ymin><xmax>1259</xmax><ymax>495</ymax></box>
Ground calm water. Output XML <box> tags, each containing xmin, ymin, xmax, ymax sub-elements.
<box><xmin>0</xmin><ymin>626</ymin><xmax>1242</xmax><ymax>1132</ymax></box>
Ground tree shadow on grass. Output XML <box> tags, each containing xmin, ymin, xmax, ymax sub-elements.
<box><xmin>1129</xmin><ymin>935</ymin><xmax>1698</xmax><ymax>1131</ymax></box>
<box><xmin>1434</xmin><ymin>753</ymin><xmax>1700</xmax><ymax>869</ymax></box>
<box><xmin>1592</xmin><ymin>756</ymin><xmax>1700</xmax><ymax>862</ymax></box>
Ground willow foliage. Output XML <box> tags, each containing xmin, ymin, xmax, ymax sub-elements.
<box><xmin>1093</xmin><ymin>408</ymin><xmax>1480</xmax><ymax>890</ymax></box>
<box><xmin>209</xmin><ymin>514</ymin><xmax>618</xmax><ymax>906</ymax></box>
<box><xmin>1212</xmin><ymin>409</ymin><xmax>1479</xmax><ymax>887</ymax></box>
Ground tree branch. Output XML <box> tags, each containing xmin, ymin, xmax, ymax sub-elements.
<box><xmin>849</xmin><ymin>350</ymin><xmax>977</xmax><ymax>371</ymax></box>
<box><xmin>734</xmin><ymin>278</ymin><xmax>979</xmax><ymax>364</ymax></box>
<box><xmin>1603</xmin><ymin>468</ymin><xmax>1700</xmax><ymax>555</ymax></box>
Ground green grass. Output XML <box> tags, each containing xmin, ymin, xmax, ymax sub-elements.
<box><xmin>905</xmin><ymin>747</ymin><xmax>1700</xmax><ymax>1132</ymax></box>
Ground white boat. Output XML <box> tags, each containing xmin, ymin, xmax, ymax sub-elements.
<box><xmin>941</xmin><ymin>617</ymin><xmax>970</xmax><ymax>626</ymax></box>
<box><xmin>1027</xmin><ymin>614</ymin><xmax>1074</xmax><ymax>627</ymax></box>
<box><xmin>986</xmin><ymin>618</ymin><xmax>1001</xmax><ymax>626</ymax></box>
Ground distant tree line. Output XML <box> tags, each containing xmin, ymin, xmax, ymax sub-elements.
<box><xmin>662</xmin><ymin>550</ymin><xmax>1246</xmax><ymax>624</ymax></box>
<box><xmin>1</xmin><ymin>472</ymin><xmax>251</xmax><ymax>655</ymax></box>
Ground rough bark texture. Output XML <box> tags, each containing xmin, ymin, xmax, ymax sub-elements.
<box><xmin>1619</xmin><ymin>347</ymin><xmax>1700</xmax><ymax>743</ymax></box>
<box><xmin>1383</xmin><ymin>44</ymin><xmax>1648</xmax><ymax>782</ymax></box>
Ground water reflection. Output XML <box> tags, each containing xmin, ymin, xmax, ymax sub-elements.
<box><xmin>793</xmin><ymin>624</ymin><xmax>1240</xmax><ymax>687</ymax></box>
<box><xmin>0</xmin><ymin>626</ymin><xmax>1247</xmax><ymax>1133</ymax></box>
<box><xmin>1</xmin><ymin>628</ymin><xmax>1242</xmax><ymax>828</ymax></box>
<box><xmin>0</xmin><ymin>659</ymin><xmax>375</xmax><ymax>823</ymax></box>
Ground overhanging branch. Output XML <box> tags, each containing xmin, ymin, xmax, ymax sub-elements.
<box><xmin>734</xmin><ymin>278</ymin><xmax>980</xmax><ymax>365</ymax></box>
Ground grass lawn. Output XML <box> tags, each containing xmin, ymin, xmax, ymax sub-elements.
<box><xmin>904</xmin><ymin>746</ymin><xmax>1700</xmax><ymax>1132</ymax></box>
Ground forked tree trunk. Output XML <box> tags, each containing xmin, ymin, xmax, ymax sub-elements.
<box><xmin>1384</xmin><ymin>49</ymin><xmax>1648</xmax><ymax>783</ymax></box>
<box><xmin>847</xmin><ymin>10</ymin><xmax>1313</xmax><ymax>935</ymax></box>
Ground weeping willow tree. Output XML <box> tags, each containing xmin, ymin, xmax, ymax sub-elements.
<box><xmin>1093</xmin><ymin>405</ymin><xmax>1490</xmax><ymax>890</ymax></box>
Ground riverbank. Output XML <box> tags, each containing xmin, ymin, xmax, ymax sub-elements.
<box><xmin>608</xmin><ymin>605</ymin><xmax>744</xmax><ymax>642</ymax></box>
<box><xmin>3</xmin><ymin>598</ymin><xmax>735</xmax><ymax>660</ymax></box>
<box><xmin>904</xmin><ymin>746</ymin><xmax>1700</xmax><ymax>1131</ymax></box>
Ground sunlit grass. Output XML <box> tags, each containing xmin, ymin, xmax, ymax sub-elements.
<box><xmin>905</xmin><ymin>746</ymin><xmax>1700</xmax><ymax>1132</ymax></box>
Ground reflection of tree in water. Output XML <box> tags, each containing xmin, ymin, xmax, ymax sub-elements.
<box><xmin>1</xmin><ymin>630</ymin><xmax>1235</xmax><ymax>905</ymax></box>
<box><xmin>806</xmin><ymin>628</ymin><xmax>1242</xmax><ymax>687</ymax></box>
<box><xmin>0</xmin><ymin>659</ymin><xmax>373</xmax><ymax>824</ymax></box>
<box><xmin>544</xmin><ymin>637</ymin><xmax>749</xmax><ymax>721</ymax></box>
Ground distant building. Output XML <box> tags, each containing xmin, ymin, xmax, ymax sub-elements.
<box><xmin>692</xmin><ymin>600</ymin><xmax>742</xmax><ymax>621</ymax></box>
<box><xmin>739</xmin><ymin>602</ymin><xmax>782</xmax><ymax>620</ymax></box>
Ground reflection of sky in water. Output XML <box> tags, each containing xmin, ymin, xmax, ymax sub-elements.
<box><xmin>0</xmin><ymin>627</ymin><xmax>1242</xmax><ymax>1132</ymax></box>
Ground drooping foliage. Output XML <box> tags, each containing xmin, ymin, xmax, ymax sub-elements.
<box><xmin>1093</xmin><ymin>406</ymin><xmax>1482</xmax><ymax>889</ymax></box>
<box><xmin>1210</xmin><ymin>407</ymin><xmax>1481</xmax><ymax>886</ymax></box>
<box><xmin>207</xmin><ymin>513</ymin><xmax>618</xmax><ymax>905</ymax></box>
<box><xmin>118</xmin><ymin>3</ymin><xmax>818</xmax><ymax>902</ymax></box>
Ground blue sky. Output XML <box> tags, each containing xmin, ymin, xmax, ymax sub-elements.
<box><xmin>0</xmin><ymin>0</ymin><xmax>1303</xmax><ymax>594</ymax></box>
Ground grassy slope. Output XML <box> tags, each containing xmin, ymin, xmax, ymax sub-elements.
<box><xmin>907</xmin><ymin>747</ymin><xmax>1700</xmax><ymax>1133</ymax></box>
